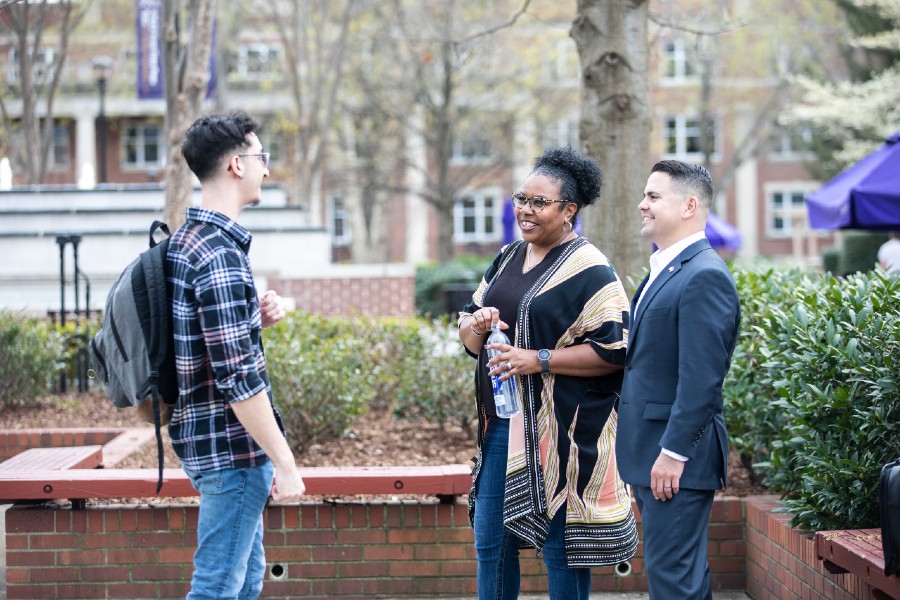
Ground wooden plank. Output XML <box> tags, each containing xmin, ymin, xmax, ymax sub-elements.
<box><xmin>0</xmin><ymin>464</ymin><xmax>473</xmax><ymax>502</ymax></box>
<box><xmin>0</xmin><ymin>446</ymin><xmax>103</xmax><ymax>472</ymax></box>
<box><xmin>816</xmin><ymin>529</ymin><xmax>900</xmax><ymax>598</ymax></box>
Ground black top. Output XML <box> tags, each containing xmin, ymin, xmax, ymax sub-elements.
<box><xmin>477</xmin><ymin>240</ymin><xmax>572</xmax><ymax>417</ymax></box>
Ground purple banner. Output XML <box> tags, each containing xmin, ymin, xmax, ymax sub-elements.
<box><xmin>136</xmin><ymin>0</ymin><xmax>164</xmax><ymax>99</ymax></box>
<box><xmin>136</xmin><ymin>0</ymin><xmax>218</xmax><ymax>100</ymax></box>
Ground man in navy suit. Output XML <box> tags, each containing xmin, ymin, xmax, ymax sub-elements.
<box><xmin>616</xmin><ymin>160</ymin><xmax>740</xmax><ymax>599</ymax></box>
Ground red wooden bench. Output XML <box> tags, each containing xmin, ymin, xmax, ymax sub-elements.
<box><xmin>816</xmin><ymin>528</ymin><xmax>900</xmax><ymax>600</ymax></box>
<box><xmin>0</xmin><ymin>445</ymin><xmax>104</xmax><ymax>472</ymax></box>
<box><xmin>0</xmin><ymin>463</ymin><xmax>473</xmax><ymax>504</ymax></box>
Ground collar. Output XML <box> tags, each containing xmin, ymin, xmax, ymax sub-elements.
<box><xmin>185</xmin><ymin>206</ymin><xmax>253</xmax><ymax>251</ymax></box>
<box><xmin>649</xmin><ymin>231</ymin><xmax>707</xmax><ymax>275</ymax></box>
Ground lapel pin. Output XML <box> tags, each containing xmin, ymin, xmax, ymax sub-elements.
<box><xmin>668</xmin><ymin>266</ymin><xmax>674</xmax><ymax>272</ymax></box>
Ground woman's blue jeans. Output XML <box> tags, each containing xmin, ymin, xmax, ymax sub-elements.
<box><xmin>474</xmin><ymin>417</ymin><xmax>591</xmax><ymax>600</ymax></box>
<box><xmin>183</xmin><ymin>461</ymin><xmax>274</xmax><ymax>600</ymax></box>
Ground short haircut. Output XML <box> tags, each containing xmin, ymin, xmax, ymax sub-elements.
<box><xmin>650</xmin><ymin>160</ymin><xmax>713</xmax><ymax>210</ymax></box>
<box><xmin>182</xmin><ymin>111</ymin><xmax>260</xmax><ymax>182</ymax></box>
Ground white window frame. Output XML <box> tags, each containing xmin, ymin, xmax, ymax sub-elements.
<box><xmin>329</xmin><ymin>194</ymin><xmax>351</xmax><ymax>246</ymax></box>
<box><xmin>453</xmin><ymin>187</ymin><xmax>503</xmax><ymax>244</ymax></box>
<box><xmin>451</xmin><ymin>133</ymin><xmax>492</xmax><ymax>165</ymax></box>
<box><xmin>765</xmin><ymin>183</ymin><xmax>819</xmax><ymax>238</ymax></box>
<box><xmin>48</xmin><ymin>120</ymin><xmax>71</xmax><ymax>171</ymax></box>
<box><xmin>662</xmin><ymin>114</ymin><xmax>719</xmax><ymax>161</ymax></box>
<box><xmin>660</xmin><ymin>38</ymin><xmax>696</xmax><ymax>83</ymax></box>
<box><xmin>231</xmin><ymin>44</ymin><xmax>283</xmax><ymax>81</ymax></box>
<box><xmin>542</xmin><ymin>117</ymin><xmax>579</xmax><ymax>151</ymax></box>
<box><xmin>5</xmin><ymin>47</ymin><xmax>55</xmax><ymax>86</ymax></box>
<box><xmin>543</xmin><ymin>39</ymin><xmax>580</xmax><ymax>86</ymax></box>
<box><xmin>768</xmin><ymin>126</ymin><xmax>813</xmax><ymax>161</ymax></box>
<box><xmin>122</xmin><ymin>122</ymin><xmax>163</xmax><ymax>170</ymax></box>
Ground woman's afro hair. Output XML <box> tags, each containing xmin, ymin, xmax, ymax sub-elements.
<box><xmin>532</xmin><ymin>146</ymin><xmax>603</xmax><ymax>207</ymax></box>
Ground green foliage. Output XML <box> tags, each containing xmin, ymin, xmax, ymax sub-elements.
<box><xmin>392</xmin><ymin>320</ymin><xmax>476</xmax><ymax>439</ymax></box>
<box><xmin>724</xmin><ymin>267</ymin><xmax>814</xmax><ymax>481</ymax></box>
<box><xmin>415</xmin><ymin>255</ymin><xmax>492</xmax><ymax>317</ymax></box>
<box><xmin>840</xmin><ymin>231</ymin><xmax>888</xmax><ymax>275</ymax></box>
<box><xmin>265</xmin><ymin>312</ymin><xmax>477</xmax><ymax>451</ymax></box>
<box><xmin>821</xmin><ymin>245</ymin><xmax>842</xmax><ymax>275</ymax></box>
<box><xmin>265</xmin><ymin>311</ymin><xmax>378</xmax><ymax>453</ymax></box>
<box><xmin>746</xmin><ymin>269</ymin><xmax>900</xmax><ymax>531</ymax></box>
<box><xmin>0</xmin><ymin>312</ymin><xmax>66</xmax><ymax>407</ymax></box>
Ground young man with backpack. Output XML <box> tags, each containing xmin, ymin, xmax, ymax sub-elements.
<box><xmin>168</xmin><ymin>111</ymin><xmax>305</xmax><ymax>599</ymax></box>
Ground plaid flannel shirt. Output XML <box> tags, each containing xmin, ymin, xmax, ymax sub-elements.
<box><xmin>166</xmin><ymin>207</ymin><xmax>284</xmax><ymax>473</ymax></box>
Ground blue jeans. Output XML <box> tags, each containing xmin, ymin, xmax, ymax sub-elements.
<box><xmin>474</xmin><ymin>417</ymin><xmax>591</xmax><ymax>600</ymax></box>
<box><xmin>184</xmin><ymin>461</ymin><xmax>274</xmax><ymax>600</ymax></box>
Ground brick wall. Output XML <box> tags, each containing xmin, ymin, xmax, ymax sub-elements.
<box><xmin>5</xmin><ymin>497</ymin><xmax>747</xmax><ymax>600</ymax></box>
<box><xmin>744</xmin><ymin>495</ymin><xmax>883</xmax><ymax>599</ymax></box>
<box><xmin>270</xmin><ymin>265</ymin><xmax>416</xmax><ymax>317</ymax></box>
<box><xmin>0</xmin><ymin>430</ymin><xmax>121</xmax><ymax>461</ymax></box>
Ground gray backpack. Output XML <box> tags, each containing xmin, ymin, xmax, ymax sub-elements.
<box><xmin>89</xmin><ymin>220</ymin><xmax>177</xmax><ymax>492</ymax></box>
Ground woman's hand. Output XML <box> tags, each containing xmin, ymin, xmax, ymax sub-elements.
<box><xmin>486</xmin><ymin>344</ymin><xmax>540</xmax><ymax>381</ymax></box>
<box><xmin>459</xmin><ymin>307</ymin><xmax>507</xmax><ymax>355</ymax></box>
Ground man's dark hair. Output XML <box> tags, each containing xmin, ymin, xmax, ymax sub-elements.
<box><xmin>651</xmin><ymin>160</ymin><xmax>713</xmax><ymax>210</ymax></box>
<box><xmin>531</xmin><ymin>147</ymin><xmax>603</xmax><ymax>216</ymax></box>
<box><xmin>182</xmin><ymin>111</ymin><xmax>260</xmax><ymax>182</ymax></box>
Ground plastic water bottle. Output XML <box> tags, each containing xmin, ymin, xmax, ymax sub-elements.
<box><xmin>486</xmin><ymin>323</ymin><xmax>521</xmax><ymax>418</ymax></box>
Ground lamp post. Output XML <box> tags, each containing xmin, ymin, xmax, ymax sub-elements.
<box><xmin>92</xmin><ymin>56</ymin><xmax>113</xmax><ymax>184</ymax></box>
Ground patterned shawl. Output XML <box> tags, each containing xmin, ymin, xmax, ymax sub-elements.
<box><xmin>463</xmin><ymin>237</ymin><xmax>638</xmax><ymax>567</ymax></box>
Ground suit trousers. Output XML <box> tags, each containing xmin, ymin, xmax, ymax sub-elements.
<box><xmin>633</xmin><ymin>484</ymin><xmax>714</xmax><ymax>600</ymax></box>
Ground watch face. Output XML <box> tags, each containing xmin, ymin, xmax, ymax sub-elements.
<box><xmin>539</xmin><ymin>349</ymin><xmax>550</xmax><ymax>360</ymax></box>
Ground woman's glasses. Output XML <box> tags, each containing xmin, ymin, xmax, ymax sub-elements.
<box><xmin>511</xmin><ymin>192</ymin><xmax>568</xmax><ymax>212</ymax></box>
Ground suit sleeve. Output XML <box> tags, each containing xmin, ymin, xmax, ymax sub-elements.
<box><xmin>658</xmin><ymin>267</ymin><xmax>739</xmax><ymax>458</ymax></box>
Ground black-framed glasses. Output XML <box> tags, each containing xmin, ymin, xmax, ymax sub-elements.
<box><xmin>511</xmin><ymin>192</ymin><xmax>568</xmax><ymax>212</ymax></box>
<box><xmin>237</xmin><ymin>152</ymin><xmax>270</xmax><ymax>168</ymax></box>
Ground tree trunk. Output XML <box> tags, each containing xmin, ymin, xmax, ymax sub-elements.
<box><xmin>163</xmin><ymin>0</ymin><xmax>216</xmax><ymax>230</ymax></box>
<box><xmin>571</xmin><ymin>0</ymin><xmax>651</xmax><ymax>290</ymax></box>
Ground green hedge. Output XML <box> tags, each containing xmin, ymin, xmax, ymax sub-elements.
<box><xmin>265</xmin><ymin>312</ymin><xmax>476</xmax><ymax>452</ymax></box>
<box><xmin>0</xmin><ymin>311</ymin><xmax>66</xmax><ymax>407</ymax></box>
<box><xmin>726</xmin><ymin>267</ymin><xmax>900</xmax><ymax>531</ymax></box>
<box><xmin>415</xmin><ymin>255</ymin><xmax>492</xmax><ymax>317</ymax></box>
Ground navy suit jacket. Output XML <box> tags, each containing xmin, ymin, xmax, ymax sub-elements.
<box><xmin>616</xmin><ymin>239</ymin><xmax>740</xmax><ymax>491</ymax></box>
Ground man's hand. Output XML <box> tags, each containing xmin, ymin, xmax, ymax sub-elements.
<box><xmin>260</xmin><ymin>290</ymin><xmax>286</xmax><ymax>328</ymax></box>
<box><xmin>650</xmin><ymin>451</ymin><xmax>685</xmax><ymax>501</ymax></box>
<box><xmin>272</xmin><ymin>464</ymin><xmax>305</xmax><ymax>503</ymax></box>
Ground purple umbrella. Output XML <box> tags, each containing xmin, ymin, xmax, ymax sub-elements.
<box><xmin>805</xmin><ymin>131</ymin><xmax>900</xmax><ymax>230</ymax></box>
<box><xmin>705</xmin><ymin>212</ymin><xmax>742</xmax><ymax>251</ymax></box>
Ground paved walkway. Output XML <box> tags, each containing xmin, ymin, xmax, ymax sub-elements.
<box><xmin>398</xmin><ymin>594</ymin><xmax>751</xmax><ymax>600</ymax></box>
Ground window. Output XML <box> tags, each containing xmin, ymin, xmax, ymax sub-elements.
<box><xmin>230</xmin><ymin>44</ymin><xmax>282</xmax><ymax>80</ymax></box>
<box><xmin>544</xmin><ymin>39</ymin><xmax>579</xmax><ymax>85</ymax></box>
<box><xmin>663</xmin><ymin>115</ymin><xmax>717</xmax><ymax>159</ymax></box>
<box><xmin>330</xmin><ymin>195</ymin><xmax>351</xmax><ymax>246</ymax></box>
<box><xmin>453</xmin><ymin>189</ymin><xmax>501</xmax><ymax>243</ymax></box>
<box><xmin>5</xmin><ymin>47</ymin><xmax>55</xmax><ymax>86</ymax></box>
<box><xmin>122</xmin><ymin>123</ymin><xmax>162</xmax><ymax>169</ymax></box>
<box><xmin>49</xmin><ymin>121</ymin><xmax>71</xmax><ymax>170</ymax></box>
<box><xmin>542</xmin><ymin>118</ymin><xmax>579</xmax><ymax>150</ymax></box>
<box><xmin>768</xmin><ymin>188</ymin><xmax>809</xmax><ymax>237</ymax></box>
<box><xmin>452</xmin><ymin>133</ymin><xmax>492</xmax><ymax>165</ymax></box>
<box><xmin>660</xmin><ymin>39</ymin><xmax>696</xmax><ymax>82</ymax></box>
<box><xmin>768</xmin><ymin>126</ymin><xmax>813</xmax><ymax>160</ymax></box>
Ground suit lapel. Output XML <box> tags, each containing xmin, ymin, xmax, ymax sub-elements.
<box><xmin>628</xmin><ymin>239</ymin><xmax>712</xmax><ymax>351</ymax></box>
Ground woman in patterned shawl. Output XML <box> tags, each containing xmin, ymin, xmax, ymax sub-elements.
<box><xmin>458</xmin><ymin>147</ymin><xmax>638</xmax><ymax>600</ymax></box>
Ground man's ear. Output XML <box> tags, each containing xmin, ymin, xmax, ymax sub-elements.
<box><xmin>227</xmin><ymin>155</ymin><xmax>244</xmax><ymax>179</ymax></box>
<box><xmin>683</xmin><ymin>196</ymin><xmax>698</xmax><ymax>220</ymax></box>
